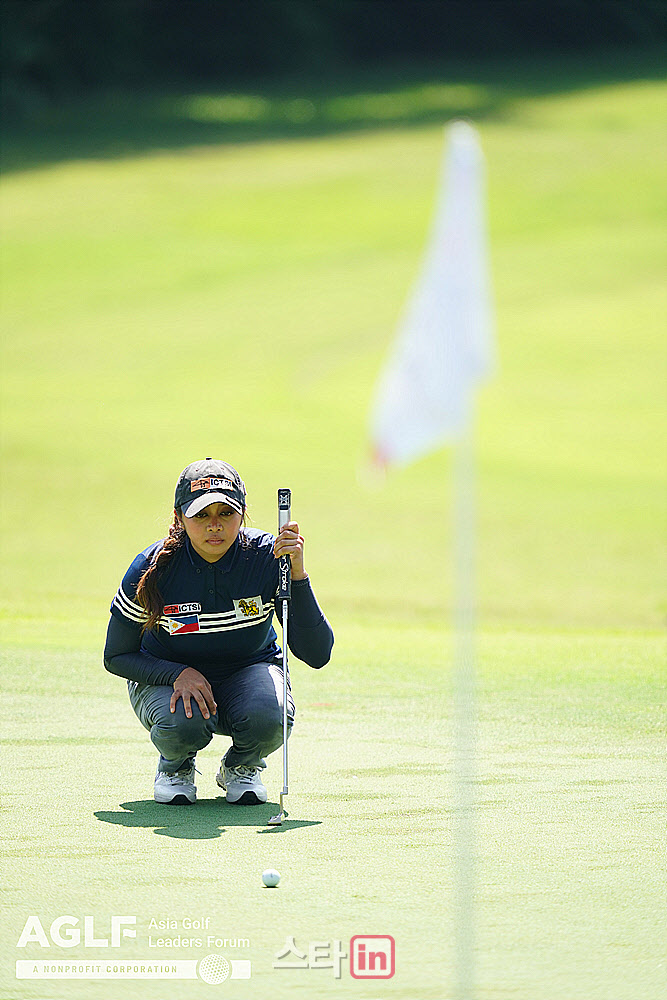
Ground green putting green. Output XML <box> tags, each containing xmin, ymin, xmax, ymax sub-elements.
<box><xmin>1</xmin><ymin>53</ymin><xmax>664</xmax><ymax>999</ymax></box>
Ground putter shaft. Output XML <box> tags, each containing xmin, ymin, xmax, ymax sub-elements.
<box><xmin>269</xmin><ymin>489</ymin><xmax>291</xmax><ymax>827</ymax></box>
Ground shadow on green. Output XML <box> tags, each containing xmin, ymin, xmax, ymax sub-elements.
<box><xmin>94</xmin><ymin>799</ymin><xmax>320</xmax><ymax>839</ymax></box>
<box><xmin>3</xmin><ymin>46</ymin><xmax>663</xmax><ymax>174</ymax></box>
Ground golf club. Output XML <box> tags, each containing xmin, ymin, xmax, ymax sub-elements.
<box><xmin>267</xmin><ymin>488</ymin><xmax>291</xmax><ymax>826</ymax></box>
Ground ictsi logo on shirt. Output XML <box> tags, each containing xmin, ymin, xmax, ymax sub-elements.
<box><xmin>166</xmin><ymin>615</ymin><xmax>200</xmax><ymax>635</ymax></box>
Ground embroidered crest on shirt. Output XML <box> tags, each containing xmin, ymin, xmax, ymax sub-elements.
<box><xmin>234</xmin><ymin>597</ymin><xmax>262</xmax><ymax>618</ymax></box>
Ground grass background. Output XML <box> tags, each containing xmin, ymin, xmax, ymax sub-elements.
<box><xmin>1</xmin><ymin>48</ymin><xmax>665</xmax><ymax>999</ymax></box>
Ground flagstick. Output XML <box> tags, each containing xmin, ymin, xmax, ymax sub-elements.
<box><xmin>365</xmin><ymin>119</ymin><xmax>491</xmax><ymax>997</ymax></box>
<box><xmin>452</xmin><ymin>414</ymin><xmax>478</xmax><ymax>1000</ymax></box>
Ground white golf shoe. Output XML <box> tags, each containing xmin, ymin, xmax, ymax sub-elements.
<box><xmin>154</xmin><ymin>760</ymin><xmax>197</xmax><ymax>805</ymax></box>
<box><xmin>216</xmin><ymin>763</ymin><xmax>268</xmax><ymax>805</ymax></box>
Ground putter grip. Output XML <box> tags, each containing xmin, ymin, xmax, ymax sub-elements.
<box><xmin>277</xmin><ymin>488</ymin><xmax>291</xmax><ymax>601</ymax></box>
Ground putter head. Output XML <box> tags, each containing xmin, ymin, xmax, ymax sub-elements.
<box><xmin>267</xmin><ymin>793</ymin><xmax>288</xmax><ymax>826</ymax></box>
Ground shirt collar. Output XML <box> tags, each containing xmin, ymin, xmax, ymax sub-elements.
<box><xmin>184</xmin><ymin>534</ymin><xmax>239</xmax><ymax>572</ymax></box>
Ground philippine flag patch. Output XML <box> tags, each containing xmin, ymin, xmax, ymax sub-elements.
<box><xmin>166</xmin><ymin>615</ymin><xmax>200</xmax><ymax>635</ymax></box>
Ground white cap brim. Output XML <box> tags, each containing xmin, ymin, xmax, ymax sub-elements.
<box><xmin>181</xmin><ymin>493</ymin><xmax>244</xmax><ymax>518</ymax></box>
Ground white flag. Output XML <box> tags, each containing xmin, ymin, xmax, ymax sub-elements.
<box><xmin>369</xmin><ymin>121</ymin><xmax>494</xmax><ymax>468</ymax></box>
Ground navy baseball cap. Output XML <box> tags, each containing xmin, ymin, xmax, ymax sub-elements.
<box><xmin>175</xmin><ymin>459</ymin><xmax>246</xmax><ymax>518</ymax></box>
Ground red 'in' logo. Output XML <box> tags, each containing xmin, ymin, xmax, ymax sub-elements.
<box><xmin>349</xmin><ymin>935</ymin><xmax>395</xmax><ymax>979</ymax></box>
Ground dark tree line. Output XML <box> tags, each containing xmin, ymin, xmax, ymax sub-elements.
<box><xmin>2</xmin><ymin>0</ymin><xmax>665</xmax><ymax>117</ymax></box>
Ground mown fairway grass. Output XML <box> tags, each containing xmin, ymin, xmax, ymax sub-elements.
<box><xmin>1</xmin><ymin>52</ymin><xmax>665</xmax><ymax>999</ymax></box>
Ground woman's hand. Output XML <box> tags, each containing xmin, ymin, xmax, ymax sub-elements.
<box><xmin>274</xmin><ymin>521</ymin><xmax>307</xmax><ymax>581</ymax></box>
<box><xmin>171</xmin><ymin>667</ymin><xmax>217</xmax><ymax>719</ymax></box>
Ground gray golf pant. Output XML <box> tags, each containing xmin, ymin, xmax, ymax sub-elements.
<box><xmin>128</xmin><ymin>661</ymin><xmax>295</xmax><ymax>773</ymax></box>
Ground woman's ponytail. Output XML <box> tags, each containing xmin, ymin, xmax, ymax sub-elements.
<box><xmin>135</xmin><ymin>513</ymin><xmax>186</xmax><ymax>632</ymax></box>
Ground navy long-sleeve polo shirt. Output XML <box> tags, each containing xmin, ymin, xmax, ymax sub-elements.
<box><xmin>103</xmin><ymin>529</ymin><xmax>333</xmax><ymax>686</ymax></box>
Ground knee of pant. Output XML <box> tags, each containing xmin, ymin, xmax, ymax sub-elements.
<box><xmin>157</xmin><ymin>704</ymin><xmax>215</xmax><ymax>741</ymax></box>
<box><xmin>245</xmin><ymin>706</ymin><xmax>292</xmax><ymax>742</ymax></box>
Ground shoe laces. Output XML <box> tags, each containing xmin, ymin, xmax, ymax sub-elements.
<box><xmin>227</xmin><ymin>765</ymin><xmax>260</xmax><ymax>783</ymax></box>
<box><xmin>163</xmin><ymin>763</ymin><xmax>199</xmax><ymax>783</ymax></box>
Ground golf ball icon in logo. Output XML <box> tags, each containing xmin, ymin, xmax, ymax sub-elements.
<box><xmin>198</xmin><ymin>954</ymin><xmax>230</xmax><ymax>985</ymax></box>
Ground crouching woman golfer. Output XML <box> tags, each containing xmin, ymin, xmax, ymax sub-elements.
<box><xmin>104</xmin><ymin>458</ymin><xmax>333</xmax><ymax>805</ymax></box>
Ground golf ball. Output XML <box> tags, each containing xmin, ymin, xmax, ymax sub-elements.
<box><xmin>262</xmin><ymin>868</ymin><xmax>281</xmax><ymax>888</ymax></box>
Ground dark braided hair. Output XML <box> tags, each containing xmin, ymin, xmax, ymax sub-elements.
<box><xmin>135</xmin><ymin>512</ymin><xmax>186</xmax><ymax>632</ymax></box>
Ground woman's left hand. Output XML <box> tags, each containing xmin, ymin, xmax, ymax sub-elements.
<box><xmin>274</xmin><ymin>521</ymin><xmax>307</xmax><ymax>581</ymax></box>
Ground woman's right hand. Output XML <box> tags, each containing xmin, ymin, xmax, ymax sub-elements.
<box><xmin>171</xmin><ymin>667</ymin><xmax>217</xmax><ymax>720</ymax></box>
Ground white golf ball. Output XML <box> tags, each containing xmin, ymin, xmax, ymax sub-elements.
<box><xmin>262</xmin><ymin>868</ymin><xmax>281</xmax><ymax>887</ymax></box>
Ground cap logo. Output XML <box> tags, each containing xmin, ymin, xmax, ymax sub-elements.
<box><xmin>190</xmin><ymin>477</ymin><xmax>235</xmax><ymax>493</ymax></box>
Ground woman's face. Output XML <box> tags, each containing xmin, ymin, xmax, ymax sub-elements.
<box><xmin>177</xmin><ymin>502</ymin><xmax>243</xmax><ymax>563</ymax></box>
